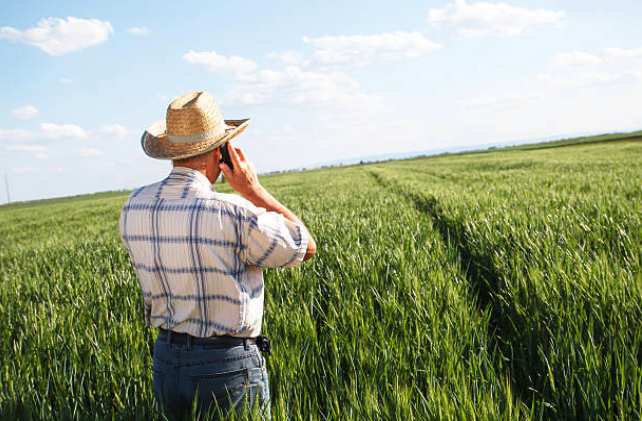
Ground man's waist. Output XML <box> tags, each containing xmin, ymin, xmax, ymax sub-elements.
<box><xmin>157</xmin><ymin>328</ymin><xmax>257</xmax><ymax>349</ymax></box>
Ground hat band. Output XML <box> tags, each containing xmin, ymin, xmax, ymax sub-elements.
<box><xmin>167</xmin><ymin>125</ymin><xmax>226</xmax><ymax>144</ymax></box>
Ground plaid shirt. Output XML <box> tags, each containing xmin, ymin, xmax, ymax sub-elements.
<box><xmin>119</xmin><ymin>166</ymin><xmax>308</xmax><ymax>338</ymax></box>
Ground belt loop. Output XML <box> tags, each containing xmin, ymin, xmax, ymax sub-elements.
<box><xmin>243</xmin><ymin>338</ymin><xmax>249</xmax><ymax>351</ymax></box>
<box><xmin>167</xmin><ymin>330</ymin><xmax>172</xmax><ymax>348</ymax></box>
<box><xmin>187</xmin><ymin>335</ymin><xmax>193</xmax><ymax>351</ymax></box>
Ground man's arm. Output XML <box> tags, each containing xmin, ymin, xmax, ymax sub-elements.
<box><xmin>219</xmin><ymin>143</ymin><xmax>317</xmax><ymax>261</ymax></box>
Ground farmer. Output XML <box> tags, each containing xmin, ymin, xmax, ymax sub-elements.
<box><xmin>119</xmin><ymin>91</ymin><xmax>316</xmax><ymax>419</ymax></box>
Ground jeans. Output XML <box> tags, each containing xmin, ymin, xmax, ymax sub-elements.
<box><xmin>152</xmin><ymin>335</ymin><xmax>271</xmax><ymax>420</ymax></box>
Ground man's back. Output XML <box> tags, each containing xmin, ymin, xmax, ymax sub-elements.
<box><xmin>120</xmin><ymin>166</ymin><xmax>308</xmax><ymax>338</ymax></box>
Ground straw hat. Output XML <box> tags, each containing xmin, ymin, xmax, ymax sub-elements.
<box><xmin>141</xmin><ymin>91</ymin><xmax>249</xmax><ymax>160</ymax></box>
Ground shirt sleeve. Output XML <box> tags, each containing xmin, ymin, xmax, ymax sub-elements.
<box><xmin>241</xmin><ymin>207</ymin><xmax>309</xmax><ymax>268</ymax></box>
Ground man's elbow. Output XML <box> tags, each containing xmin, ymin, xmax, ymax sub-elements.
<box><xmin>303</xmin><ymin>237</ymin><xmax>317</xmax><ymax>262</ymax></box>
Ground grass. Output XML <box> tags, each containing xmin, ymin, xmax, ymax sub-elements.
<box><xmin>0</xmin><ymin>134</ymin><xmax>640</xmax><ymax>420</ymax></box>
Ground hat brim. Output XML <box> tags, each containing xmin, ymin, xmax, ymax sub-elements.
<box><xmin>141</xmin><ymin>119</ymin><xmax>250</xmax><ymax>160</ymax></box>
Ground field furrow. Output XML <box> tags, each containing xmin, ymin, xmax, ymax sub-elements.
<box><xmin>368</xmin><ymin>140</ymin><xmax>642</xmax><ymax>420</ymax></box>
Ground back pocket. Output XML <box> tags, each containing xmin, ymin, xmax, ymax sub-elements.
<box><xmin>191</xmin><ymin>368</ymin><xmax>249</xmax><ymax>414</ymax></box>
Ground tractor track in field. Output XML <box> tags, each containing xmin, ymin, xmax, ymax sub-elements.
<box><xmin>368</xmin><ymin>170</ymin><xmax>501</xmax><ymax>308</ymax></box>
<box><xmin>367</xmin><ymin>169</ymin><xmax>536</xmax><ymax>408</ymax></box>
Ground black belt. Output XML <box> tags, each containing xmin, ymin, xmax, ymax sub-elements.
<box><xmin>157</xmin><ymin>329</ymin><xmax>272</xmax><ymax>354</ymax></box>
<box><xmin>158</xmin><ymin>328</ymin><xmax>256</xmax><ymax>349</ymax></box>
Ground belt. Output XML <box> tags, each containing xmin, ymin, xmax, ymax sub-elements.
<box><xmin>157</xmin><ymin>328</ymin><xmax>257</xmax><ymax>349</ymax></box>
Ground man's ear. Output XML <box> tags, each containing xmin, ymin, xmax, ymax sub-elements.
<box><xmin>206</xmin><ymin>148</ymin><xmax>223</xmax><ymax>183</ymax></box>
<box><xmin>213</xmin><ymin>147</ymin><xmax>222</xmax><ymax>162</ymax></box>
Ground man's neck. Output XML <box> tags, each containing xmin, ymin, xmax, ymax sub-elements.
<box><xmin>173</xmin><ymin>164</ymin><xmax>217</xmax><ymax>184</ymax></box>
<box><xmin>174</xmin><ymin>164</ymin><xmax>208</xmax><ymax>180</ymax></box>
<box><xmin>174</xmin><ymin>163</ymin><xmax>206</xmax><ymax>176</ymax></box>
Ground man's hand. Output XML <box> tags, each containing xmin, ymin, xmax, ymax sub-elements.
<box><xmin>219</xmin><ymin>142</ymin><xmax>266</xmax><ymax>201</ymax></box>
<box><xmin>219</xmin><ymin>141</ymin><xmax>317</xmax><ymax>261</ymax></box>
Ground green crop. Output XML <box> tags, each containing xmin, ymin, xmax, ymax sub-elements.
<box><xmin>0</xmin><ymin>136</ymin><xmax>640</xmax><ymax>420</ymax></box>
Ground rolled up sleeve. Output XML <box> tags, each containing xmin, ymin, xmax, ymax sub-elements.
<box><xmin>242</xmin><ymin>209</ymin><xmax>309</xmax><ymax>268</ymax></box>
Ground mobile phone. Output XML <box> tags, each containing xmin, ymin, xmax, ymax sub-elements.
<box><xmin>219</xmin><ymin>143</ymin><xmax>233</xmax><ymax>170</ymax></box>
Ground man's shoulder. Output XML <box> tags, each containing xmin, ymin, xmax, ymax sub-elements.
<box><xmin>210</xmin><ymin>192</ymin><xmax>260</xmax><ymax>215</ymax></box>
<box><xmin>126</xmin><ymin>181</ymin><xmax>162</xmax><ymax>200</ymax></box>
<box><xmin>211</xmin><ymin>191</ymin><xmax>250</xmax><ymax>207</ymax></box>
<box><xmin>122</xmin><ymin>185</ymin><xmax>259</xmax><ymax>216</ymax></box>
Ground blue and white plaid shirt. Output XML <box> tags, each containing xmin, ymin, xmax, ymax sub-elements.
<box><xmin>119</xmin><ymin>166</ymin><xmax>308</xmax><ymax>338</ymax></box>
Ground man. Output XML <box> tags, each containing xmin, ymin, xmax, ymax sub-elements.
<box><xmin>119</xmin><ymin>91</ymin><xmax>316</xmax><ymax>419</ymax></box>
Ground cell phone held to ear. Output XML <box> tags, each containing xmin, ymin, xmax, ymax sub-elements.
<box><xmin>219</xmin><ymin>143</ymin><xmax>233</xmax><ymax>170</ymax></box>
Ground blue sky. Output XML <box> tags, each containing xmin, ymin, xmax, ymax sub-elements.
<box><xmin>1</xmin><ymin>0</ymin><xmax>641</xmax><ymax>202</ymax></box>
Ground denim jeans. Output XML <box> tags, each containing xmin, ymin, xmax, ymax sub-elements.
<box><xmin>152</xmin><ymin>335</ymin><xmax>270</xmax><ymax>420</ymax></box>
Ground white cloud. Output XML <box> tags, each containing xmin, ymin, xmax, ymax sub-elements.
<box><xmin>96</xmin><ymin>124</ymin><xmax>137</xmax><ymax>140</ymax></box>
<box><xmin>40</xmin><ymin>123</ymin><xmax>88</xmax><ymax>139</ymax></box>
<box><xmin>60</xmin><ymin>78</ymin><xmax>73</xmax><ymax>83</ymax></box>
<box><xmin>74</xmin><ymin>148</ymin><xmax>104</xmax><ymax>157</ymax></box>
<box><xmin>5</xmin><ymin>145</ymin><xmax>46</xmax><ymax>152</ymax></box>
<box><xmin>551</xmin><ymin>50</ymin><xmax>602</xmax><ymax>69</ymax></box>
<box><xmin>267</xmin><ymin>50</ymin><xmax>303</xmax><ymax>65</ymax></box>
<box><xmin>303</xmin><ymin>31</ymin><xmax>442</xmax><ymax>67</ymax></box>
<box><xmin>0</xmin><ymin>128</ymin><xmax>34</xmax><ymax>142</ymax></box>
<box><xmin>183</xmin><ymin>50</ymin><xmax>258</xmax><ymax>74</ymax></box>
<box><xmin>426</xmin><ymin>0</ymin><xmax>565</xmax><ymax>38</ymax></box>
<box><xmin>226</xmin><ymin>66</ymin><xmax>383</xmax><ymax>110</ymax></box>
<box><xmin>628</xmin><ymin>70</ymin><xmax>642</xmax><ymax>79</ymax></box>
<box><xmin>603</xmin><ymin>47</ymin><xmax>642</xmax><ymax>66</ymax></box>
<box><xmin>604</xmin><ymin>47</ymin><xmax>642</xmax><ymax>59</ymax></box>
<box><xmin>14</xmin><ymin>166</ymin><xmax>66</xmax><ymax>174</ymax></box>
<box><xmin>13</xmin><ymin>167</ymin><xmax>40</xmax><ymax>174</ymax></box>
<box><xmin>461</xmin><ymin>90</ymin><xmax>545</xmax><ymax>109</ymax></box>
<box><xmin>537</xmin><ymin>72</ymin><xmax>642</xmax><ymax>89</ymax></box>
<box><xmin>267</xmin><ymin>125</ymin><xmax>299</xmax><ymax>142</ymax></box>
<box><xmin>0</xmin><ymin>17</ymin><xmax>114</xmax><ymax>56</ymax></box>
<box><xmin>1</xmin><ymin>122</ymin><xmax>135</xmax><ymax>144</ymax></box>
<box><xmin>11</xmin><ymin>105</ymin><xmax>39</xmax><ymax>119</ymax></box>
<box><xmin>5</xmin><ymin>144</ymin><xmax>47</xmax><ymax>159</ymax></box>
<box><xmin>127</xmin><ymin>26</ymin><xmax>149</xmax><ymax>36</ymax></box>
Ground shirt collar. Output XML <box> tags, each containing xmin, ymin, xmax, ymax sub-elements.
<box><xmin>170</xmin><ymin>166</ymin><xmax>216</xmax><ymax>193</ymax></box>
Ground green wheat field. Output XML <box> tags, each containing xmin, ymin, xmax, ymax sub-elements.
<box><xmin>1</xmin><ymin>132</ymin><xmax>641</xmax><ymax>420</ymax></box>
